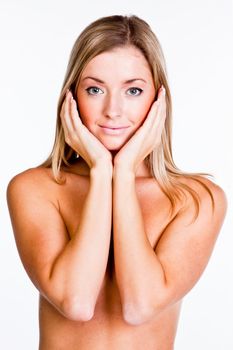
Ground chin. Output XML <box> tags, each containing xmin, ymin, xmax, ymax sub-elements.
<box><xmin>103</xmin><ymin>143</ymin><xmax>123</xmax><ymax>151</ymax></box>
<box><xmin>108</xmin><ymin>145</ymin><xmax>122</xmax><ymax>151</ymax></box>
<box><xmin>100</xmin><ymin>138</ymin><xmax>127</xmax><ymax>151</ymax></box>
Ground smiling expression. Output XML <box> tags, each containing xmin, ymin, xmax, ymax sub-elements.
<box><xmin>76</xmin><ymin>45</ymin><xmax>156</xmax><ymax>151</ymax></box>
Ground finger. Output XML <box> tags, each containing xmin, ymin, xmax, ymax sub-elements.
<box><xmin>151</xmin><ymin>101</ymin><xmax>166</xmax><ymax>138</ymax></box>
<box><xmin>60</xmin><ymin>96</ymin><xmax>68</xmax><ymax>131</ymax></box>
<box><xmin>60</xmin><ymin>93</ymin><xmax>75</xmax><ymax>140</ymax></box>
<box><xmin>139</xmin><ymin>86</ymin><xmax>166</xmax><ymax>139</ymax></box>
<box><xmin>151</xmin><ymin>87</ymin><xmax>166</xmax><ymax>128</ymax></box>
<box><xmin>142</xmin><ymin>100</ymin><xmax>160</xmax><ymax>129</ymax></box>
<box><xmin>66</xmin><ymin>91</ymin><xmax>76</xmax><ymax>130</ymax></box>
<box><xmin>150</xmin><ymin>102</ymin><xmax>166</xmax><ymax>149</ymax></box>
<box><xmin>60</xmin><ymin>90</ymin><xmax>69</xmax><ymax>120</ymax></box>
<box><xmin>145</xmin><ymin>86</ymin><xmax>165</xmax><ymax>122</ymax></box>
<box><xmin>129</xmin><ymin>101</ymin><xmax>160</xmax><ymax>148</ymax></box>
<box><xmin>128</xmin><ymin>87</ymin><xmax>166</xmax><ymax>154</ymax></box>
<box><xmin>130</xmin><ymin>86</ymin><xmax>164</xmax><ymax>134</ymax></box>
<box><xmin>70</xmin><ymin>97</ymin><xmax>83</xmax><ymax>131</ymax></box>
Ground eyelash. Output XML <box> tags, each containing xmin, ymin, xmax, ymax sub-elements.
<box><xmin>85</xmin><ymin>86</ymin><xmax>143</xmax><ymax>96</ymax></box>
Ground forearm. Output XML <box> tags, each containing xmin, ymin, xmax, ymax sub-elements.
<box><xmin>113</xmin><ymin>168</ymin><xmax>167</xmax><ymax>324</ymax></box>
<box><xmin>48</xmin><ymin>166</ymin><xmax>112</xmax><ymax>319</ymax></box>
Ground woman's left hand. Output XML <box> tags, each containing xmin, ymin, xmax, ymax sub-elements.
<box><xmin>113</xmin><ymin>86</ymin><xmax>166</xmax><ymax>174</ymax></box>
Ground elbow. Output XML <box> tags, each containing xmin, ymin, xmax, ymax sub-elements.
<box><xmin>60</xmin><ymin>297</ymin><xmax>95</xmax><ymax>322</ymax></box>
<box><xmin>122</xmin><ymin>296</ymin><xmax>170</xmax><ymax>326</ymax></box>
<box><xmin>122</xmin><ymin>291</ymin><xmax>176</xmax><ymax>326</ymax></box>
<box><xmin>122</xmin><ymin>303</ymin><xmax>156</xmax><ymax>326</ymax></box>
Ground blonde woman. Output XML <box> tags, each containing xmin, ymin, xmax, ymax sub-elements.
<box><xmin>7</xmin><ymin>15</ymin><xmax>227</xmax><ymax>350</ymax></box>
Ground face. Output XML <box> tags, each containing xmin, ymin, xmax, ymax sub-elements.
<box><xmin>76</xmin><ymin>46</ymin><xmax>156</xmax><ymax>151</ymax></box>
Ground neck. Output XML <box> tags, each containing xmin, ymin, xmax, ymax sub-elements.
<box><xmin>69</xmin><ymin>156</ymin><xmax>151</xmax><ymax>178</ymax></box>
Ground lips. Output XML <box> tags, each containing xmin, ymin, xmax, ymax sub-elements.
<box><xmin>100</xmin><ymin>125</ymin><xmax>129</xmax><ymax>129</ymax></box>
<box><xmin>99</xmin><ymin>125</ymin><xmax>129</xmax><ymax>135</ymax></box>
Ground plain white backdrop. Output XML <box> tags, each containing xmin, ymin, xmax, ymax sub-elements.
<box><xmin>1</xmin><ymin>0</ymin><xmax>232</xmax><ymax>349</ymax></box>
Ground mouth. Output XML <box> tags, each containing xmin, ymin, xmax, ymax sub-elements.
<box><xmin>99</xmin><ymin>125</ymin><xmax>130</xmax><ymax>135</ymax></box>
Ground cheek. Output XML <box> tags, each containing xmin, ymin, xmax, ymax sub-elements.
<box><xmin>76</xmin><ymin>93</ymin><xmax>97</xmax><ymax>126</ymax></box>
<box><xmin>130</xmin><ymin>99</ymin><xmax>153</xmax><ymax>125</ymax></box>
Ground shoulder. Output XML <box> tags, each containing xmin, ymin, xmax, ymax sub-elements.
<box><xmin>7</xmin><ymin>165</ymin><xmax>86</xmax><ymax>209</ymax></box>
<box><xmin>8</xmin><ymin>166</ymin><xmax>52</xmax><ymax>184</ymax></box>
<box><xmin>7</xmin><ymin>166</ymin><xmax>52</xmax><ymax>187</ymax></box>
<box><xmin>177</xmin><ymin>175</ymin><xmax>228</xmax><ymax>227</ymax></box>
<box><xmin>181</xmin><ymin>175</ymin><xmax>227</xmax><ymax>206</ymax></box>
<box><xmin>7</xmin><ymin>167</ymin><xmax>58</xmax><ymax>204</ymax></box>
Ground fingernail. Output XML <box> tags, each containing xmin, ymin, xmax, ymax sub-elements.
<box><xmin>161</xmin><ymin>85</ymin><xmax>166</xmax><ymax>96</ymax></box>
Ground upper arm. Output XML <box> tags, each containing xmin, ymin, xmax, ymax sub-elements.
<box><xmin>155</xmin><ymin>179</ymin><xmax>227</xmax><ymax>304</ymax></box>
<box><xmin>6</xmin><ymin>170</ymin><xmax>69</xmax><ymax>299</ymax></box>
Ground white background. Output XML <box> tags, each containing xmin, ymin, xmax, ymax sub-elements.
<box><xmin>1</xmin><ymin>0</ymin><xmax>232</xmax><ymax>349</ymax></box>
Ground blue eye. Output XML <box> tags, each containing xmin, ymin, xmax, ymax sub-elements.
<box><xmin>127</xmin><ymin>87</ymin><xmax>143</xmax><ymax>96</ymax></box>
<box><xmin>86</xmin><ymin>86</ymin><xmax>104</xmax><ymax>95</ymax></box>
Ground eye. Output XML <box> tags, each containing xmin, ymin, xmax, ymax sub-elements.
<box><xmin>127</xmin><ymin>87</ymin><xmax>143</xmax><ymax>96</ymax></box>
<box><xmin>85</xmin><ymin>86</ymin><xmax>104</xmax><ymax>95</ymax></box>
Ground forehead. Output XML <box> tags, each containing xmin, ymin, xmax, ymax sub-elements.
<box><xmin>81</xmin><ymin>46</ymin><xmax>153</xmax><ymax>81</ymax></box>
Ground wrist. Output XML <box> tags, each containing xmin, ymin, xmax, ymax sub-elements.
<box><xmin>113</xmin><ymin>165</ymin><xmax>135</xmax><ymax>180</ymax></box>
<box><xmin>90</xmin><ymin>161</ymin><xmax>113</xmax><ymax>179</ymax></box>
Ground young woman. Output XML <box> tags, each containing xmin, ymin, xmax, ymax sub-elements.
<box><xmin>7</xmin><ymin>15</ymin><xmax>227</xmax><ymax>350</ymax></box>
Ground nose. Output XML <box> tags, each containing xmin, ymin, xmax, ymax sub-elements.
<box><xmin>103</xmin><ymin>92</ymin><xmax>123</xmax><ymax>119</ymax></box>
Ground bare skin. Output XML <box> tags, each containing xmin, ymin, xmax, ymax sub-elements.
<box><xmin>38</xmin><ymin>161</ymin><xmax>182</xmax><ymax>350</ymax></box>
<box><xmin>7</xmin><ymin>46</ymin><xmax>227</xmax><ymax>349</ymax></box>
<box><xmin>7</xmin><ymin>161</ymin><xmax>226</xmax><ymax>350</ymax></box>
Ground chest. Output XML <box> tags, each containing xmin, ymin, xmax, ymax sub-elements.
<box><xmin>58</xmin><ymin>176</ymin><xmax>176</xmax><ymax>251</ymax></box>
<box><xmin>56</xmin><ymin>175</ymin><xmax>179</xmax><ymax>317</ymax></box>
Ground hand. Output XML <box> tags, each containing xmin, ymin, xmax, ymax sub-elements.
<box><xmin>60</xmin><ymin>90</ymin><xmax>113</xmax><ymax>171</ymax></box>
<box><xmin>113</xmin><ymin>86</ymin><xmax>166</xmax><ymax>174</ymax></box>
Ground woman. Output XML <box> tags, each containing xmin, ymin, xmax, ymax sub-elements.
<box><xmin>7</xmin><ymin>15</ymin><xmax>227</xmax><ymax>350</ymax></box>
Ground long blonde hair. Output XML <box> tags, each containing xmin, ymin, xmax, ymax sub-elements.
<box><xmin>41</xmin><ymin>14</ymin><xmax>215</xmax><ymax>221</ymax></box>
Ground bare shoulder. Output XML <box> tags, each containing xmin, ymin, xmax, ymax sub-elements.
<box><xmin>178</xmin><ymin>175</ymin><xmax>228</xmax><ymax>219</ymax></box>
<box><xmin>7</xmin><ymin>166</ymin><xmax>55</xmax><ymax>194</ymax></box>
<box><xmin>6</xmin><ymin>167</ymin><xmax>67</xmax><ymax>210</ymax></box>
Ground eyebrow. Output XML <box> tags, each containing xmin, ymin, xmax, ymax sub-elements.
<box><xmin>81</xmin><ymin>76</ymin><xmax>147</xmax><ymax>84</ymax></box>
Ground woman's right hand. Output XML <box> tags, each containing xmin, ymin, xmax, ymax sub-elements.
<box><xmin>60</xmin><ymin>90</ymin><xmax>113</xmax><ymax>172</ymax></box>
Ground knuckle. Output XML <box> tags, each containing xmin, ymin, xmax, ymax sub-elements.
<box><xmin>60</xmin><ymin>109</ymin><xmax>64</xmax><ymax>119</ymax></box>
<box><xmin>64</xmin><ymin>133</ymin><xmax>70</xmax><ymax>143</ymax></box>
